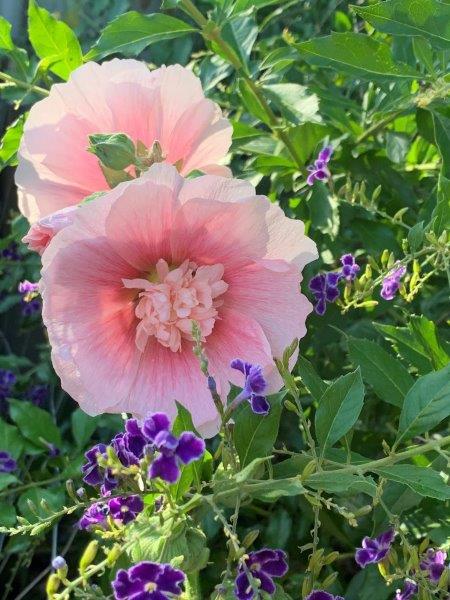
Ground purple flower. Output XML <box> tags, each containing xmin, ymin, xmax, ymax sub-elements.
<box><xmin>18</xmin><ymin>280</ymin><xmax>41</xmax><ymax>316</ymax></box>
<box><xmin>81</xmin><ymin>443</ymin><xmax>117</xmax><ymax>494</ymax></box>
<box><xmin>1</xmin><ymin>242</ymin><xmax>20</xmax><ymax>261</ymax></box>
<box><xmin>231</xmin><ymin>359</ymin><xmax>270</xmax><ymax>416</ymax></box>
<box><xmin>340</xmin><ymin>254</ymin><xmax>360</xmax><ymax>282</ymax></box>
<box><xmin>305</xmin><ymin>592</ymin><xmax>345</xmax><ymax>600</ymax></box>
<box><xmin>380</xmin><ymin>265</ymin><xmax>406</xmax><ymax>301</ymax></box>
<box><xmin>148</xmin><ymin>428</ymin><xmax>205</xmax><ymax>484</ymax></box>
<box><xmin>18</xmin><ymin>280</ymin><xmax>39</xmax><ymax>295</ymax></box>
<box><xmin>309</xmin><ymin>272</ymin><xmax>341</xmax><ymax>315</ymax></box>
<box><xmin>0</xmin><ymin>451</ymin><xmax>17</xmax><ymax>473</ymax></box>
<box><xmin>306</xmin><ymin>145</ymin><xmax>333</xmax><ymax>186</ymax></box>
<box><xmin>21</xmin><ymin>297</ymin><xmax>41</xmax><ymax>316</ymax></box>
<box><xmin>420</xmin><ymin>548</ymin><xmax>447</xmax><ymax>583</ymax></box>
<box><xmin>355</xmin><ymin>529</ymin><xmax>395</xmax><ymax>568</ymax></box>
<box><xmin>25</xmin><ymin>384</ymin><xmax>49</xmax><ymax>407</ymax></box>
<box><xmin>234</xmin><ymin>549</ymin><xmax>288</xmax><ymax>600</ymax></box>
<box><xmin>112</xmin><ymin>562</ymin><xmax>185</xmax><ymax>600</ymax></box>
<box><xmin>108</xmin><ymin>495</ymin><xmax>144</xmax><ymax>525</ymax></box>
<box><xmin>78</xmin><ymin>501</ymin><xmax>109</xmax><ymax>530</ymax></box>
<box><xmin>142</xmin><ymin>412</ymin><xmax>172</xmax><ymax>441</ymax></box>
<box><xmin>0</xmin><ymin>369</ymin><xmax>16</xmax><ymax>406</ymax></box>
<box><xmin>112</xmin><ymin>419</ymin><xmax>147</xmax><ymax>467</ymax></box>
<box><xmin>395</xmin><ymin>579</ymin><xmax>418</xmax><ymax>600</ymax></box>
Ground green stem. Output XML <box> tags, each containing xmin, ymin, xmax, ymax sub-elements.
<box><xmin>0</xmin><ymin>71</ymin><xmax>48</xmax><ymax>96</ymax></box>
<box><xmin>184</xmin><ymin>571</ymin><xmax>201</xmax><ymax>599</ymax></box>
<box><xmin>179</xmin><ymin>0</ymin><xmax>304</xmax><ymax>169</ymax></box>
<box><xmin>357</xmin><ymin>110</ymin><xmax>405</xmax><ymax>144</ymax></box>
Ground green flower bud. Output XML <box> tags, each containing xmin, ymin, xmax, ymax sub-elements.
<box><xmin>79</xmin><ymin>540</ymin><xmax>99</xmax><ymax>575</ymax></box>
<box><xmin>46</xmin><ymin>574</ymin><xmax>61</xmax><ymax>598</ymax></box>
<box><xmin>88</xmin><ymin>133</ymin><xmax>136</xmax><ymax>170</ymax></box>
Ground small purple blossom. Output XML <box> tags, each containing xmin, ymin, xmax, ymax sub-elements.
<box><xmin>355</xmin><ymin>529</ymin><xmax>395</xmax><ymax>568</ymax></box>
<box><xmin>306</xmin><ymin>145</ymin><xmax>333</xmax><ymax>186</ymax></box>
<box><xmin>78</xmin><ymin>501</ymin><xmax>109</xmax><ymax>530</ymax></box>
<box><xmin>112</xmin><ymin>562</ymin><xmax>185</xmax><ymax>600</ymax></box>
<box><xmin>21</xmin><ymin>297</ymin><xmax>41</xmax><ymax>317</ymax></box>
<box><xmin>148</xmin><ymin>424</ymin><xmax>205</xmax><ymax>484</ymax></box>
<box><xmin>108</xmin><ymin>495</ymin><xmax>144</xmax><ymax>525</ymax></box>
<box><xmin>52</xmin><ymin>556</ymin><xmax>67</xmax><ymax>570</ymax></box>
<box><xmin>395</xmin><ymin>579</ymin><xmax>418</xmax><ymax>600</ymax></box>
<box><xmin>0</xmin><ymin>369</ymin><xmax>16</xmax><ymax>407</ymax></box>
<box><xmin>309</xmin><ymin>272</ymin><xmax>341</xmax><ymax>316</ymax></box>
<box><xmin>25</xmin><ymin>384</ymin><xmax>49</xmax><ymax>407</ymax></box>
<box><xmin>18</xmin><ymin>280</ymin><xmax>41</xmax><ymax>316</ymax></box>
<box><xmin>380</xmin><ymin>265</ymin><xmax>406</xmax><ymax>301</ymax></box>
<box><xmin>1</xmin><ymin>242</ymin><xmax>20</xmax><ymax>261</ymax></box>
<box><xmin>18</xmin><ymin>280</ymin><xmax>39</xmax><ymax>295</ymax></box>
<box><xmin>81</xmin><ymin>443</ymin><xmax>117</xmax><ymax>494</ymax></box>
<box><xmin>420</xmin><ymin>548</ymin><xmax>447</xmax><ymax>583</ymax></box>
<box><xmin>305</xmin><ymin>592</ymin><xmax>345</xmax><ymax>600</ymax></box>
<box><xmin>231</xmin><ymin>359</ymin><xmax>270</xmax><ymax>416</ymax></box>
<box><xmin>340</xmin><ymin>254</ymin><xmax>360</xmax><ymax>282</ymax></box>
<box><xmin>234</xmin><ymin>549</ymin><xmax>288</xmax><ymax>600</ymax></box>
<box><xmin>46</xmin><ymin>443</ymin><xmax>60</xmax><ymax>458</ymax></box>
<box><xmin>0</xmin><ymin>451</ymin><xmax>17</xmax><ymax>473</ymax></box>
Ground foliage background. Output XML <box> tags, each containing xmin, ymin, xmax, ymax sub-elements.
<box><xmin>0</xmin><ymin>0</ymin><xmax>448</xmax><ymax>598</ymax></box>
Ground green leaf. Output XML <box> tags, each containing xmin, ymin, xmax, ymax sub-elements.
<box><xmin>0</xmin><ymin>473</ymin><xmax>19</xmax><ymax>491</ymax></box>
<box><xmin>408</xmin><ymin>315</ymin><xmax>449</xmax><ymax>370</ymax></box>
<box><xmin>238</xmin><ymin>79</ymin><xmax>272</xmax><ymax>126</ymax></box>
<box><xmin>85</xmin><ymin>11</ymin><xmax>196</xmax><ymax>60</ymax></box>
<box><xmin>396</xmin><ymin>363</ymin><xmax>450</xmax><ymax>444</ymax></box>
<box><xmin>295</xmin><ymin>32</ymin><xmax>420</xmax><ymax>81</ymax></box>
<box><xmin>0</xmin><ymin>16</ymin><xmax>14</xmax><ymax>51</ymax></box>
<box><xmin>0</xmin><ymin>418</ymin><xmax>24</xmax><ymax>458</ymax></box>
<box><xmin>233</xmin><ymin>0</ymin><xmax>289</xmax><ymax>12</ymax></box>
<box><xmin>305</xmin><ymin>471</ymin><xmax>377</xmax><ymax>497</ymax></box>
<box><xmin>28</xmin><ymin>0</ymin><xmax>82</xmax><ymax>80</ymax></box>
<box><xmin>347</xmin><ymin>337</ymin><xmax>414</xmax><ymax>407</ymax></box>
<box><xmin>407</xmin><ymin>221</ymin><xmax>425</xmax><ymax>252</ymax></box>
<box><xmin>386</xmin><ymin>131</ymin><xmax>410</xmax><ymax>163</ymax></box>
<box><xmin>171</xmin><ymin>403</ymin><xmax>203</xmax><ymax>495</ymax></box>
<box><xmin>372</xmin><ymin>481</ymin><xmax>422</xmax><ymax>533</ymax></box>
<box><xmin>221</xmin><ymin>15</ymin><xmax>257</xmax><ymax>69</ymax></box>
<box><xmin>248</xmin><ymin>478</ymin><xmax>305</xmax><ymax>502</ymax></box>
<box><xmin>71</xmin><ymin>409</ymin><xmax>98</xmax><ymax>447</ymax></box>
<box><xmin>272</xmin><ymin>454</ymin><xmax>312</xmax><ymax>479</ymax></box>
<box><xmin>432</xmin><ymin>108</ymin><xmax>450</xmax><ymax>178</ymax></box>
<box><xmin>374</xmin><ymin>322</ymin><xmax>432</xmax><ymax>374</ymax></box>
<box><xmin>287</xmin><ymin>122</ymin><xmax>329</xmax><ymax>165</ymax></box>
<box><xmin>9</xmin><ymin>400</ymin><xmax>62</xmax><ymax>449</ymax></box>
<box><xmin>297</xmin><ymin>357</ymin><xmax>327</xmax><ymax>401</ymax></box>
<box><xmin>375</xmin><ymin>465</ymin><xmax>450</xmax><ymax>500</ymax></box>
<box><xmin>0</xmin><ymin>502</ymin><xmax>16</xmax><ymax>527</ymax></box>
<box><xmin>0</xmin><ymin>114</ymin><xmax>25</xmax><ymax>170</ymax></box>
<box><xmin>309</xmin><ymin>183</ymin><xmax>340</xmax><ymax>239</ymax></box>
<box><xmin>352</xmin><ymin>0</ymin><xmax>450</xmax><ymax>50</ymax></box>
<box><xmin>315</xmin><ymin>369</ymin><xmax>364</xmax><ymax>453</ymax></box>
<box><xmin>234</xmin><ymin>392</ymin><xmax>284</xmax><ymax>467</ymax></box>
<box><xmin>412</xmin><ymin>37</ymin><xmax>435</xmax><ymax>73</ymax></box>
<box><xmin>263</xmin><ymin>83</ymin><xmax>320</xmax><ymax>124</ymax></box>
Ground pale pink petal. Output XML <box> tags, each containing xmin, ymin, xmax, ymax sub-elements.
<box><xmin>179</xmin><ymin>174</ymin><xmax>254</xmax><ymax>205</ymax></box>
<box><xmin>22</xmin><ymin>205</ymin><xmax>78</xmax><ymax>254</ymax></box>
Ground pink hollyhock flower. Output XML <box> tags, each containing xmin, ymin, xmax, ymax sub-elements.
<box><xmin>40</xmin><ymin>164</ymin><xmax>317</xmax><ymax>436</ymax></box>
<box><xmin>22</xmin><ymin>206</ymin><xmax>78</xmax><ymax>255</ymax></box>
<box><xmin>16</xmin><ymin>59</ymin><xmax>232</xmax><ymax>224</ymax></box>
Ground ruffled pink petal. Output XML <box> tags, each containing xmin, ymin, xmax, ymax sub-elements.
<box><xmin>22</xmin><ymin>205</ymin><xmax>78</xmax><ymax>254</ymax></box>
<box><xmin>225</xmin><ymin>259</ymin><xmax>312</xmax><ymax>357</ymax></box>
<box><xmin>179</xmin><ymin>174</ymin><xmax>254</xmax><ymax>205</ymax></box>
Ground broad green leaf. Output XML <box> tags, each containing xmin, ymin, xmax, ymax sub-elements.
<box><xmin>375</xmin><ymin>465</ymin><xmax>450</xmax><ymax>500</ymax></box>
<box><xmin>71</xmin><ymin>409</ymin><xmax>98</xmax><ymax>447</ymax></box>
<box><xmin>0</xmin><ymin>473</ymin><xmax>19</xmax><ymax>491</ymax></box>
<box><xmin>346</xmin><ymin>567</ymin><xmax>392</xmax><ymax>600</ymax></box>
<box><xmin>85</xmin><ymin>12</ymin><xmax>196</xmax><ymax>60</ymax></box>
<box><xmin>315</xmin><ymin>369</ymin><xmax>364</xmax><ymax>453</ymax></box>
<box><xmin>309</xmin><ymin>183</ymin><xmax>340</xmax><ymax>239</ymax></box>
<box><xmin>272</xmin><ymin>454</ymin><xmax>312</xmax><ymax>479</ymax></box>
<box><xmin>172</xmin><ymin>403</ymin><xmax>204</xmax><ymax>495</ymax></box>
<box><xmin>352</xmin><ymin>0</ymin><xmax>450</xmax><ymax>50</ymax></box>
<box><xmin>407</xmin><ymin>221</ymin><xmax>424</xmax><ymax>252</ymax></box>
<box><xmin>0</xmin><ymin>114</ymin><xmax>25</xmax><ymax>170</ymax></box>
<box><xmin>305</xmin><ymin>471</ymin><xmax>377</xmax><ymax>497</ymax></box>
<box><xmin>234</xmin><ymin>392</ymin><xmax>284</xmax><ymax>467</ymax></box>
<box><xmin>235</xmin><ymin>456</ymin><xmax>270</xmax><ymax>483</ymax></box>
<box><xmin>0</xmin><ymin>418</ymin><xmax>24</xmax><ymax>458</ymax></box>
<box><xmin>0</xmin><ymin>16</ymin><xmax>14</xmax><ymax>51</ymax></box>
<box><xmin>287</xmin><ymin>122</ymin><xmax>329</xmax><ymax>165</ymax></box>
<box><xmin>431</xmin><ymin>108</ymin><xmax>450</xmax><ymax>233</ymax></box>
<box><xmin>296</xmin><ymin>33</ymin><xmax>420</xmax><ymax>81</ymax></box>
<box><xmin>412</xmin><ymin>37</ymin><xmax>435</xmax><ymax>73</ymax></box>
<box><xmin>297</xmin><ymin>357</ymin><xmax>327</xmax><ymax>401</ymax></box>
<box><xmin>264</xmin><ymin>83</ymin><xmax>320</xmax><ymax>124</ymax></box>
<box><xmin>221</xmin><ymin>15</ymin><xmax>257</xmax><ymax>69</ymax></box>
<box><xmin>374</xmin><ymin>322</ymin><xmax>432</xmax><ymax>374</ymax></box>
<box><xmin>0</xmin><ymin>503</ymin><xmax>16</xmax><ymax>527</ymax></box>
<box><xmin>249</xmin><ymin>478</ymin><xmax>305</xmax><ymax>502</ymax></box>
<box><xmin>409</xmin><ymin>315</ymin><xmax>449</xmax><ymax>370</ymax></box>
<box><xmin>9</xmin><ymin>399</ymin><xmax>62</xmax><ymax>449</ymax></box>
<box><xmin>396</xmin><ymin>363</ymin><xmax>450</xmax><ymax>443</ymax></box>
<box><xmin>432</xmin><ymin>108</ymin><xmax>450</xmax><ymax>178</ymax></box>
<box><xmin>233</xmin><ymin>0</ymin><xmax>289</xmax><ymax>12</ymax></box>
<box><xmin>238</xmin><ymin>79</ymin><xmax>272</xmax><ymax>126</ymax></box>
<box><xmin>28</xmin><ymin>0</ymin><xmax>82</xmax><ymax>80</ymax></box>
<box><xmin>386</xmin><ymin>131</ymin><xmax>410</xmax><ymax>163</ymax></box>
<box><xmin>347</xmin><ymin>337</ymin><xmax>414</xmax><ymax>407</ymax></box>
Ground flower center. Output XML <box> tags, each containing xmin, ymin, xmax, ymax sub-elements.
<box><xmin>144</xmin><ymin>581</ymin><xmax>158</xmax><ymax>592</ymax></box>
<box><xmin>123</xmin><ymin>259</ymin><xmax>228</xmax><ymax>353</ymax></box>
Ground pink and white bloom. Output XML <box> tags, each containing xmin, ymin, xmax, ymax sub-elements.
<box><xmin>22</xmin><ymin>206</ymin><xmax>78</xmax><ymax>255</ymax></box>
<box><xmin>41</xmin><ymin>164</ymin><xmax>317</xmax><ymax>436</ymax></box>
<box><xmin>16</xmin><ymin>59</ymin><xmax>232</xmax><ymax>224</ymax></box>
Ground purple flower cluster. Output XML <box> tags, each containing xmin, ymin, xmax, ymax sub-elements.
<box><xmin>420</xmin><ymin>548</ymin><xmax>447</xmax><ymax>583</ymax></box>
<box><xmin>380</xmin><ymin>265</ymin><xmax>406</xmax><ymax>301</ymax></box>
<box><xmin>0</xmin><ymin>370</ymin><xmax>16</xmax><ymax>405</ymax></box>
<box><xmin>309</xmin><ymin>254</ymin><xmax>360</xmax><ymax>315</ymax></box>
<box><xmin>79</xmin><ymin>495</ymin><xmax>144</xmax><ymax>530</ymax></box>
<box><xmin>0</xmin><ymin>451</ymin><xmax>17</xmax><ymax>473</ymax></box>
<box><xmin>305</xmin><ymin>592</ymin><xmax>344</xmax><ymax>600</ymax></box>
<box><xmin>81</xmin><ymin>413</ymin><xmax>205</xmax><ymax>491</ymax></box>
<box><xmin>355</xmin><ymin>529</ymin><xmax>395</xmax><ymax>568</ymax></box>
<box><xmin>1</xmin><ymin>242</ymin><xmax>20</xmax><ymax>261</ymax></box>
<box><xmin>231</xmin><ymin>359</ymin><xmax>270</xmax><ymax>416</ymax></box>
<box><xmin>307</xmin><ymin>146</ymin><xmax>333</xmax><ymax>186</ymax></box>
<box><xmin>18</xmin><ymin>280</ymin><xmax>41</xmax><ymax>317</ymax></box>
<box><xmin>235</xmin><ymin>549</ymin><xmax>288</xmax><ymax>600</ymax></box>
<box><xmin>395</xmin><ymin>580</ymin><xmax>417</xmax><ymax>600</ymax></box>
<box><xmin>25</xmin><ymin>384</ymin><xmax>49</xmax><ymax>407</ymax></box>
<box><xmin>112</xmin><ymin>561</ymin><xmax>185</xmax><ymax>600</ymax></box>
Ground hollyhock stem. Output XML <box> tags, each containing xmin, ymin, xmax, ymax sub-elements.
<box><xmin>0</xmin><ymin>71</ymin><xmax>48</xmax><ymax>96</ymax></box>
<box><xmin>179</xmin><ymin>0</ymin><xmax>304</xmax><ymax>169</ymax></box>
